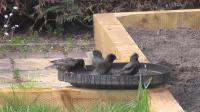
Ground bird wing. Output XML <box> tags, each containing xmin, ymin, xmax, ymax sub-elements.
<box><xmin>122</xmin><ymin>63</ymin><xmax>133</xmax><ymax>71</ymax></box>
<box><xmin>93</xmin><ymin>61</ymin><xmax>110</xmax><ymax>75</ymax></box>
<box><xmin>50</xmin><ymin>59</ymin><xmax>63</xmax><ymax>63</ymax></box>
<box><xmin>92</xmin><ymin>58</ymin><xmax>103</xmax><ymax>65</ymax></box>
<box><xmin>67</xmin><ymin>60</ymin><xmax>77</xmax><ymax>67</ymax></box>
<box><xmin>122</xmin><ymin>62</ymin><xmax>140</xmax><ymax>74</ymax></box>
<box><xmin>51</xmin><ymin>59</ymin><xmax>77</xmax><ymax>68</ymax></box>
<box><xmin>123</xmin><ymin>64</ymin><xmax>137</xmax><ymax>72</ymax></box>
<box><xmin>92</xmin><ymin>54</ymin><xmax>104</xmax><ymax>67</ymax></box>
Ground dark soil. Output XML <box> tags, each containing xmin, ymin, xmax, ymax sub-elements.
<box><xmin>126</xmin><ymin>27</ymin><xmax>200</xmax><ymax>112</ymax></box>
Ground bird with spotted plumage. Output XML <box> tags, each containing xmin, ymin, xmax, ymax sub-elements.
<box><xmin>45</xmin><ymin>58</ymin><xmax>86</xmax><ymax>73</ymax></box>
<box><xmin>120</xmin><ymin>53</ymin><xmax>140</xmax><ymax>75</ymax></box>
<box><xmin>92</xmin><ymin>53</ymin><xmax>116</xmax><ymax>75</ymax></box>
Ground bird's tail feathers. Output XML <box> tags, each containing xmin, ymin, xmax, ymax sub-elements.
<box><xmin>50</xmin><ymin>60</ymin><xmax>59</xmax><ymax>63</ymax></box>
<box><xmin>44</xmin><ymin>65</ymin><xmax>56</xmax><ymax>69</ymax></box>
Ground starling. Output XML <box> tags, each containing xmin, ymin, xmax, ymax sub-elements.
<box><xmin>92</xmin><ymin>53</ymin><xmax>116</xmax><ymax>75</ymax></box>
<box><xmin>120</xmin><ymin>53</ymin><xmax>140</xmax><ymax>75</ymax></box>
<box><xmin>45</xmin><ymin>58</ymin><xmax>86</xmax><ymax>72</ymax></box>
<box><xmin>92</xmin><ymin>50</ymin><xmax>103</xmax><ymax>68</ymax></box>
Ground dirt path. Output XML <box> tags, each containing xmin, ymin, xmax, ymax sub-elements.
<box><xmin>127</xmin><ymin>27</ymin><xmax>200</xmax><ymax>112</ymax></box>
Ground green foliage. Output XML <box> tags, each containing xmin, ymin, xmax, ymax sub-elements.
<box><xmin>51</xmin><ymin>27</ymin><xmax>64</xmax><ymax>36</ymax></box>
<box><xmin>0</xmin><ymin>75</ymin><xmax>151</xmax><ymax>112</ymax></box>
<box><xmin>36</xmin><ymin>0</ymin><xmax>81</xmax><ymax>26</ymax></box>
<box><xmin>0</xmin><ymin>46</ymin><xmax>5</xmax><ymax>55</ymax></box>
<box><xmin>65</xmin><ymin>33</ymin><xmax>73</xmax><ymax>43</ymax></box>
<box><xmin>11</xmin><ymin>82</ymin><xmax>39</xmax><ymax>89</ymax></box>
<box><xmin>0</xmin><ymin>88</ymin><xmax>61</xmax><ymax>112</ymax></box>
<box><xmin>130</xmin><ymin>76</ymin><xmax>152</xmax><ymax>112</ymax></box>
<box><xmin>1</xmin><ymin>0</ymin><xmax>199</xmax><ymax>34</ymax></box>
<box><xmin>9</xmin><ymin>36</ymin><xmax>35</xmax><ymax>45</ymax></box>
<box><xmin>0</xmin><ymin>102</ymin><xmax>61</xmax><ymax>112</ymax></box>
<box><xmin>7</xmin><ymin>36</ymin><xmax>35</xmax><ymax>57</ymax></box>
<box><xmin>12</xmin><ymin>68</ymin><xmax>20</xmax><ymax>81</ymax></box>
<box><xmin>10</xmin><ymin>58</ymin><xmax>21</xmax><ymax>81</ymax></box>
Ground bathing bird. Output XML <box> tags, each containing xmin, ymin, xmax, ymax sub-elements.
<box><xmin>120</xmin><ymin>53</ymin><xmax>140</xmax><ymax>75</ymax></box>
<box><xmin>92</xmin><ymin>53</ymin><xmax>116</xmax><ymax>75</ymax></box>
<box><xmin>92</xmin><ymin>50</ymin><xmax>103</xmax><ymax>68</ymax></box>
<box><xmin>45</xmin><ymin>58</ymin><xmax>86</xmax><ymax>72</ymax></box>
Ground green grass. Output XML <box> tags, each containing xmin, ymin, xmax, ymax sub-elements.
<box><xmin>12</xmin><ymin>68</ymin><xmax>21</xmax><ymax>81</ymax></box>
<box><xmin>65</xmin><ymin>33</ymin><xmax>74</xmax><ymax>44</ymax></box>
<box><xmin>0</xmin><ymin>101</ymin><xmax>61</xmax><ymax>112</ymax></box>
<box><xmin>9</xmin><ymin>36</ymin><xmax>35</xmax><ymax>45</ymax></box>
<box><xmin>8</xmin><ymin>35</ymin><xmax>36</xmax><ymax>57</ymax></box>
<box><xmin>0</xmin><ymin>87</ymin><xmax>61</xmax><ymax>112</ymax></box>
<box><xmin>0</xmin><ymin>75</ymin><xmax>151</xmax><ymax>112</ymax></box>
<box><xmin>10</xmin><ymin>81</ymin><xmax>39</xmax><ymax>89</ymax></box>
<box><xmin>0</xmin><ymin>46</ymin><xmax>6</xmax><ymax>55</ymax></box>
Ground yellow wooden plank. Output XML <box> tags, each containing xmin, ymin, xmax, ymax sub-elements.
<box><xmin>149</xmin><ymin>89</ymin><xmax>184</xmax><ymax>112</ymax></box>
<box><xmin>115</xmin><ymin>9</ymin><xmax>200</xmax><ymax>17</ymax></box>
<box><xmin>94</xmin><ymin>13</ymin><xmax>149</xmax><ymax>63</ymax></box>
<box><xmin>0</xmin><ymin>87</ymin><xmax>184</xmax><ymax>112</ymax></box>
<box><xmin>60</xmin><ymin>87</ymin><xmax>137</xmax><ymax>108</ymax></box>
<box><xmin>104</xmin><ymin>25</ymin><xmax>135</xmax><ymax>45</ymax></box>
<box><xmin>93</xmin><ymin>15</ymin><xmax>104</xmax><ymax>51</ymax></box>
<box><xmin>115</xmin><ymin>45</ymin><xmax>149</xmax><ymax>62</ymax></box>
<box><xmin>94</xmin><ymin>10</ymin><xmax>187</xmax><ymax>112</ymax></box>
<box><xmin>0</xmin><ymin>87</ymin><xmax>137</xmax><ymax>108</ymax></box>
<box><xmin>0</xmin><ymin>88</ymin><xmax>65</xmax><ymax>108</ymax></box>
<box><xmin>118</xmin><ymin>9</ymin><xmax>200</xmax><ymax>29</ymax></box>
<box><xmin>94</xmin><ymin>14</ymin><xmax>121</xmax><ymax>25</ymax></box>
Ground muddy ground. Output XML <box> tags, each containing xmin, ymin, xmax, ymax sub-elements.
<box><xmin>127</xmin><ymin>27</ymin><xmax>200</xmax><ymax>112</ymax></box>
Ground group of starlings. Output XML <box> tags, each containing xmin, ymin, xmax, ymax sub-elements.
<box><xmin>46</xmin><ymin>50</ymin><xmax>140</xmax><ymax>76</ymax></box>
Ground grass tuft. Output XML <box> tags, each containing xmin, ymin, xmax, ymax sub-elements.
<box><xmin>0</xmin><ymin>74</ymin><xmax>151</xmax><ymax>112</ymax></box>
<box><xmin>0</xmin><ymin>87</ymin><xmax>61</xmax><ymax>112</ymax></box>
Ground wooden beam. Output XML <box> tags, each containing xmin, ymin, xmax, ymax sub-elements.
<box><xmin>0</xmin><ymin>87</ymin><xmax>184</xmax><ymax>112</ymax></box>
<box><xmin>149</xmin><ymin>89</ymin><xmax>184</xmax><ymax>112</ymax></box>
<box><xmin>0</xmin><ymin>87</ymin><xmax>137</xmax><ymax>108</ymax></box>
<box><xmin>93</xmin><ymin>14</ymin><xmax>149</xmax><ymax>63</ymax></box>
<box><xmin>94</xmin><ymin>10</ymin><xmax>187</xmax><ymax>112</ymax></box>
<box><xmin>117</xmin><ymin>9</ymin><xmax>200</xmax><ymax>29</ymax></box>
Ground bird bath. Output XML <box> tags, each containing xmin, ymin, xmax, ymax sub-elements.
<box><xmin>57</xmin><ymin>63</ymin><xmax>170</xmax><ymax>89</ymax></box>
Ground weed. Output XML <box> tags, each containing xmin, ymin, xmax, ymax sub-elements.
<box><xmin>12</xmin><ymin>68</ymin><xmax>21</xmax><ymax>81</ymax></box>
<box><xmin>11</xmin><ymin>81</ymin><xmax>39</xmax><ymax>89</ymax></box>
<box><xmin>10</xmin><ymin>58</ymin><xmax>21</xmax><ymax>82</ymax></box>
<box><xmin>8</xmin><ymin>35</ymin><xmax>35</xmax><ymax>57</ymax></box>
<box><xmin>65</xmin><ymin>34</ymin><xmax>74</xmax><ymax>44</ymax></box>
<box><xmin>53</xmin><ymin>27</ymin><xmax>64</xmax><ymax>36</ymax></box>
<box><xmin>9</xmin><ymin>36</ymin><xmax>35</xmax><ymax>46</ymax></box>
<box><xmin>0</xmin><ymin>46</ymin><xmax>5</xmax><ymax>55</ymax></box>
